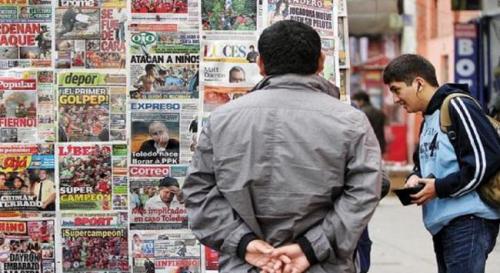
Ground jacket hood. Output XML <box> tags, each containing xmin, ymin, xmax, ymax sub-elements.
<box><xmin>424</xmin><ymin>83</ymin><xmax>470</xmax><ymax>115</ymax></box>
<box><xmin>250</xmin><ymin>73</ymin><xmax>340</xmax><ymax>99</ymax></box>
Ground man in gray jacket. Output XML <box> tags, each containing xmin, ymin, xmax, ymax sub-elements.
<box><xmin>183</xmin><ymin>20</ymin><xmax>382</xmax><ymax>273</ymax></box>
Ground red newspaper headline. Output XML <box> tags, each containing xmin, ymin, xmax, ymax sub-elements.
<box><xmin>58</xmin><ymin>145</ymin><xmax>112</xmax><ymax>156</ymax></box>
<box><xmin>0</xmin><ymin>118</ymin><xmax>36</xmax><ymax>127</ymax></box>
<box><xmin>100</xmin><ymin>9</ymin><xmax>125</xmax><ymax>52</ymax></box>
<box><xmin>0</xmin><ymin>221</ymin><xmax>27</xmax><ymax>234</ymax></box>
<box><xmin>130</xmin><ymin>24</ymin><xmax>177</xmax><ymax>32</ymax></box>
<box><xmin>0</xmin><ymin>146</ymin><xmax>38</xmax><ymax>154</ymax></box>
<box><xmin>0</xmin><ymin>79</ymin><xmax>36</xmax><ymax>91</ymax></box>
<box><xmin>0</xmin><ymin>24</ymin><xmax>42</xmax><ymax>47</ymax></box>
<box><xmin>74</xmin><ymin>216</ymin><xmax>114</xmax><ymax>226</ymax></box>
<box><xmin>129</xmin><ymin>166</ymin><xmax>170</xmax><ymax>177</ymax></box>
<box><xmin>0</xmin><ymin>1</ymin><xmax>28</xmax><ymax>4</ymax></box>
<box><xmin>155</xmin><ymin>259</ymin><xmax>200</xmax><ymax>267</ymax></box>
<box><xmin>0</xmin><ymin>156</ymin><xmax>30</xmax><ymax>170</ymax></box>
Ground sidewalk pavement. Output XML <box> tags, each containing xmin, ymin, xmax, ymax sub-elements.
<box><xmin>368</xmin><ymin>196</ymin><xmax>500</xmax><ymax>273</ymax></box>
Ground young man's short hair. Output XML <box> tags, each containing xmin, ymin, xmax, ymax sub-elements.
<box><xmin>383</xmin><ymin>54</ymin><xmax>439</xmax><ymax>87</ymax></box>
<box><xmin>258</xmin><ymin>20</ymin><xmax>321</xmax><ymax>75</ymax></box>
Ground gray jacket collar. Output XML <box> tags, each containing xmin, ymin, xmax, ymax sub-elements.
<box><xmin>251</xmin><ymin>73</ymin><xmax>340</xmax><ymax>99</ymax></box>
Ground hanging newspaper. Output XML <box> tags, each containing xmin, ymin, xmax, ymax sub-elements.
<box><xmin>337</xmin><ymin>16</ymin><xmax>349</xmax><ymax>69</ymax></box>
<box><xmin>0</xmin><ymin>144</ymin><xmax>55</xmax><ymax>217</ymax></box>
<box><xmin>320</xmin><ymin>38</ymin><xmax>339</xmax><ymax>87</ymax></box>
<box><xmin>131</xmin><ymin>0</ymin><xmax>199</xmax><ymax>25</ymax></box>
<box><xmin>55</xmin><ymin>0</ymin><xmax>126</xmax><ymax>69</ymax></box>
<box><xmin>130</xmin><ymin>100</ymin><xmax>198</xmax><ymax>166</ymax></box>
<box><xmin>58</xmin><ymin>143</ymin><xmax>116</xmax><ymax>211</ymax></box>
<box><xmin>129</xmin><ymin>165</ymin><xmax>188</xmax><ymax>230</ymax></box>
<box><xmin>0</xmin><ymin>71</ymin><xmax>55</xmax><ymax>143</ymax></box>
<box><xmin>201</xmin><ymin>0</ymin><xmax>257</xmax><ymax>33</ymax></box>
<box><xmin>339</xmin><ymin>69</ymin><xmax>349</xmax><ymax>101</ymax></box>
<box><xmin>0</xmin><ymin>219</ymin><xmax>56</xmax><ymax>273</ymax></box>
<box><xmin>338</xmin><ymin>0</ymin><xmax>347</xmax><ymax>17</ymax></box>
<box><xmin>0</xmin><ymin>1</ymin><xmax>52</xmax><ymax>69</ymax></box>
<box><xmin>57</xmin><ymin>71</ymin><xmax>126</xmax><ymax>142</ymax></box>
<box><xmin>131</xmin><ymin>230</ymin><xmax>201</xmax><ymax>273</ymax></box>
<box><xmin>60</xmin><ymin>212</ymin><xmax>129</xmax><ymax>273</ymax></box>
<box><xmin>129</xmin><ymin>24</ymin><xmax>199</xmax><ymax>100</ymax></box>
<box><xmin>201</xmin><ymin>38</ymin><xmax>260</xmax><ymax>112</ymax></box>
<box><xmin>204</xmin><ymin>247</ymin><xmax>219</xmax><ymax>273</ymax></box>
<box><xmin>111</xmin><ymin>144</ymin><xmax>128</xmax><ymax>211</ymax></box>
<box><xmin>265</xmin><ymin>0</ymin><xmax>334</xmax><ymax>37</ymax></box>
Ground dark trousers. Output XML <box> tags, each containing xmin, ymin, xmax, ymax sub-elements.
<box><xmin>432</xmin><ymin>215</ymin><xmax>499</xmax><ymax>273</ymax></box>
<box><xmin>356</xmin><ymin>227</ymin><xmax>372</xmax><ymax>273</ymax></box>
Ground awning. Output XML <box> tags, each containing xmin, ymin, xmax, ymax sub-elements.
<box><xmin>347</xmin><ymin>0</ymin><xmax>404</xmax><ymax>36</ymax></box>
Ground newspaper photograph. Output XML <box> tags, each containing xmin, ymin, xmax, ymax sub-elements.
<box><xmin>0</xmin><ymin>71</ymin><xmax>55</xmax><ymax>143</ymax></box>
<box><xmin>129</xmin><ymin>166</ymin><xmax>189</xmax><ymax>230</ymax></box>
<box><xmin>130</xmin><ymin>100</ymin><xmax>198</xmax><ymax>166</ymax></box>
<box><xmin>202</xmin><ymin>0</ymin><xmax>257</xmax><ymax>32</ymax></box>
<box><xmin>61</xmin><ymin>227</ymin><xmax>129</xmax><ymax>272</ymax></box>
<box><xmin>0</xmin><ymin>219</ymin><xmax>55</xmax><ymax>273</ymax></box>
<box><xmin>129</xmin><ymin>24</ymin><xmax>199</xmax><ymax>100</ymax></box>
<box><xmin>203</xmin><ymin>85</ymin><xmax>250</xmax><ymax>112</ymax></box>
<box><xmin>58</xmin><ymin>143</ymin><xmax>114</xmax><ymax>211</ymax></box>
<box><xmin>56</xmin><ymin>1</ymin><xmax>126</xmax><ymax>69</ymax></box>
<box><xmin>57</xmin><ymin>71</ymin><xmax>127</xmax><ymax>142</ymax></box>
<box><xmin>0</xmin><ymin>1</ymin><xmax>52</xmax><ymax>69</ymax></box>
<box><xmin>265</xmin><ymin>0</ymin><xmax>334</xmax><ymax>37</ymax></box>
<box><xmin>131</xmin><ymin>230</ymin><xmax>201</xmax><ymax>273</ymax></box>
<box><xmin>111</xmin><ymin>144</ymin><xmax>128</xmax><ymax>210</ymax></box>
<box><xmin>0</xmin><ymin>144</ymin><xmax>55</xmax><ymax>217</ymax></box>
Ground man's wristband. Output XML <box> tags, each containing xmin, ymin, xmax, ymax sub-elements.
<box><xmin>296</xmin><ymin>236</ymin><xmax>319</xmax><ymax>265</ymax></box>
<box><xmin>237</xmin><ymin>233</ymin><xmax>258</xmax><ymax>260</ymax></box>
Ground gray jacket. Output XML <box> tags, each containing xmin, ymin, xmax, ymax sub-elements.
<box><xmin>183</xmin><ymin>74</ymin><xmax>382</xmax><ymax>273</ymax></box>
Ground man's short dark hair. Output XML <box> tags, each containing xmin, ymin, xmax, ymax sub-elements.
<box><xmin>352</xmin><ymin>91</ymin><xmax>370</xmax><ymax>104</ymax></box>
<box><xmin>383</xmin><ymin>54</ymin><xmax>439</xmax><ymax>87</ymax></box>
<box><xmin>229</xmin><ymin>66</ymin><xmax>244</xmax><ymax>75</ymax></box>
<box><xmin>258</xmin><ymin>20</ymin><xmax>321</xmax><ymax>75</ymax></box>
<box><xmin>145</xmin><ymin>64</ymin><xmax>156</xmax><ymax>72</ymax></box>
<box><xmin>159</xmin><ymin>177</ymin><xmax>179</xmax><ymax>188</ymax></box>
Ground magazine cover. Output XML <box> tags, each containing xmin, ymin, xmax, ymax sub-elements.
<box><xmin>57</xmin><ymin>72</ymin><xmax>126</xmax><ymax>142</ymax></box>
<box><xmin>0</xmin><ymin>1</ymin><xmax>52</xmax><ymax>68</ymax></box>
<box><xmin>0</xmin><ymin>219</ymin><xmax>56</xmax><ymax>273</ymax></box>
<box><xmin>0</xmin><ymin>71</ymin><xmax>55</xmax><ymax>143</ymax></box>
<box><xmin>129</xmin><ymin>24</ymin><xmax>199</xmax><ymax>100</ymax></box>
<box><xmin>0</xmin><ymin>144</ymin><xmax>55</xmax><ymax>216</ymax></box>
<box><xmin>55</xmin><ymin>0</ymin><xmax>126</xmax><ymax>69</ymax></box>
<box><xmin>131</xmin><ymin>230</ymin><xmax>200</xmax><ymax>273</ymax></box>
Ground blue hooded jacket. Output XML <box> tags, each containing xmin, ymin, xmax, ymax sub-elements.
<box><xmin>412</xmin><ymin>83</ymin><xmax>500</xmax><ymax>235</ymax></box>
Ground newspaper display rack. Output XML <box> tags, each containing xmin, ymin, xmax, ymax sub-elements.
<box><xmin>0</xmin><ymin>1</ymin><xmax>350</xmax><ymax>272</ymax></box>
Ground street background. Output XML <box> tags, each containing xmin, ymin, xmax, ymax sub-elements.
<box><xmin>369</xmin><ymin>196</ymin><xmax>500</xmax><ymax>273</ymax></box>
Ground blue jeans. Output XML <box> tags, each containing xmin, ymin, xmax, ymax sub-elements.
<box><xmin>432</xmin><ymin>215</ymin><xmax>499</xmax><ymax>273</ymax></box>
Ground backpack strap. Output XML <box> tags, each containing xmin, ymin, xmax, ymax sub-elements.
<box><xmin>439</xmin><ymin>93</ymin><xmax>482</xmax><ymax>133</ymax></box>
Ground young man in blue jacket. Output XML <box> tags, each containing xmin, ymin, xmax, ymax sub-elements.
<box><xmin>383</xmin><ymin>54</ymin><xmax>500</xmax><ymax>273</ymax></box>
